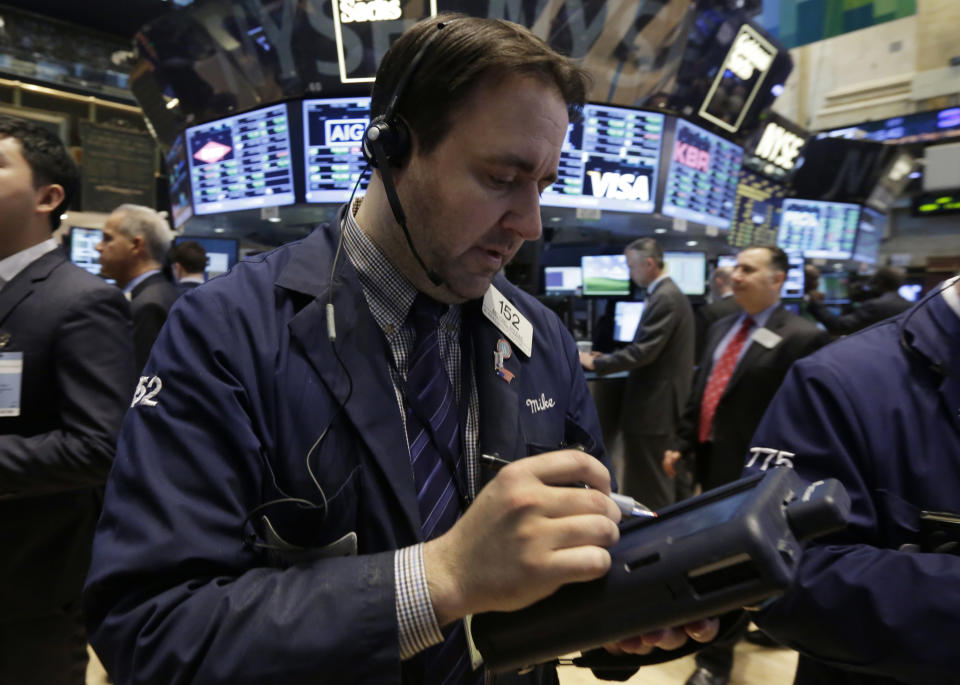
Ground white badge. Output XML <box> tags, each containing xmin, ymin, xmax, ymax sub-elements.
<box><xmin>751</xmin><ymin>327</ymin><xmax>782</xmax><ymax>349</ymax></box>
<box><xmin>0</xmin><ymin>352</ymin><xmax>23</xmax><ymax>417</ymax></box>
<box><xmin>482</xmin><ymin>285</ymin><xmax>533</xmax><ymax>358</ymax></box>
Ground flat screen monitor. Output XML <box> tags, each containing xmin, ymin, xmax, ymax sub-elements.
<box><xmin>166</xmin><ymin>133</ymin><xmax>194</xmax><ymax>229</ymax></box>
<box><xmin>174</xmin><ymin>236</ymin><xmax>239</xmax><ymax>278</ymax></box>
<box><xmin>777</xmin><ymin>198</ymin><xmax>861</xmax><ymax>260</ymax></box>
<box><xmin>853</xmin><ymin>207</ymin><xmax>884</xmax><ymax>264</ymax></box>
<box><xmin>540</xmin><ymin>104</ymin><xmax>665</xmax><ymax>213</ymax></box>
<box><xmin>581</xmin><ymin>254</ymin><xmax>630</xmax><ymax>296</ymax></box>
<box><xmin>186</xmin><ymin>103</ymin><xmax>296</xmax><ymax>215</ymax></box>
<box><xmin>69</xmin><ymin>227</ymin><xmax>102</xmax><ymax>276</ymax></box>
<box><xmin>543</xmin><ymin>266</ymin><xmax>583</xmax><ymax>295</ymax></box>
<box><xmin>818</xmin><ymin>272</ymin><xmax>850</xmax><ymax>303</ymax></box>
<box><xmin>728</xmin><ymin>170</ymin><xmax>784</xmax><ymax>247</ymax></box>
<box><xmin>661</xmin><ymin>118</ymin><xmax>743</xmax><ymax>230</ymax></box>
<box><xmin>302</xmin><ymin>96</ymin><xmax>371</xmax><ymax>203</ymax></box>
<box><xmin>717</xmin><ymin>255</ymin><xmax>738</xmax><ymax>269</ymax></box>
<box><xmin>613</xmin><ymin>301</ymin><xmax>645</xmax><ymax>343</ymax></box>
<box><xmin>663</xmin><ymin>251</ymin><xmax>706</xmax><ymax>295</ymax></box>
<box><xmin>781</xmin><ymin>251</ymin><xmax>805</xmax><ymax>298</ymax></box>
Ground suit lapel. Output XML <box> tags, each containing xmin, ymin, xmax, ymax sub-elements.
<box><xmin>279</xmin><ymin>224</ymin><xmax>421</xmax><ymax>539</ymax></box>
<box><xmin>466</xmin><ymin>294</ymin><xmax>527</xmax><ymax>465</ymax></box>
<box><xmin>726</xmin><ymin>307</ymin><xmax>788</xmax><ymax>392</ymax></box>
<box><xmin>0</xmin><ymin>249</ymin><xmax>64</xmax><ymax>328</ymax></box>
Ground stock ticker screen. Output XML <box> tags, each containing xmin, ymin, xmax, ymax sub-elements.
<box><xmin>165</xmin><ymin>133</ymin><xmax>194</xmax><ymax>229</ymax></box>
<box><xmin>541</xmin><ymin>104</ymin><xmax>664</xmax><ymax>213</ymax></box>
<box><xmin>777</xmin><ymin>199</ymin><xmax>861</xmax><ymax>260</ymax></box>
<box><xmin>728</xmin><ymin>171</ymin><xmax>785</xmax><ymax>247</ymax></box>
<box><xmin>186</xmin><ymin>104</ymin><xmax>296</xmax><ymax>215</ymax></box>
<box><xmin>303</xmin><ymin>97</ymin><xmax>371</xmax><ymax>203</ymax></box>
<box><xmin>661</xmin><ymin>118</ymin><xmax>743</xmax><ymax>230</ymax></box>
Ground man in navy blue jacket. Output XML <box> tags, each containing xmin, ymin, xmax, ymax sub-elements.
<box><xmin>743</xmin><ymin>277</ymin><xmax>960</xmax><ymax>684</ymax></box>
<box><xmin>84</xmin><ymin>15</ymin><xmax>715</xmax><ymax>685</ymax></box>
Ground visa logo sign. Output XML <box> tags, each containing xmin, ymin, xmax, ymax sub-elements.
<box><xmin>586</xmin><ymin>170</ymin><xmax>650</xmax><ymax>202</ymax></box>
<box><xmin>325</xmin><ymin>118</ymin><xmax>368</xmax><ymax>144</ymax></box>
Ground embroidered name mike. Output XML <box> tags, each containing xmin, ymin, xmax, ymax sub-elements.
<box><xmin>525</xmin><ymin>393</ymin><xmax>556</xmax><ymax>414</ymax></box>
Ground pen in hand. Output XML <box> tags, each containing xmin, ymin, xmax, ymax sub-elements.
<box><xmin>480</xmin><ymin>453</ymin><xmax>657</xmax><ymax>519</ymax></box>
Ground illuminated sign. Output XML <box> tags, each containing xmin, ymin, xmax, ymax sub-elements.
<box><xmin>699</xmin><ymin>24</ymin><xmax>778</xmax><ymax>134</ymax></box>
<box><xmin>325</xmin><ymin>118</ymin><xmax>368</xmax><ymax>144</ymax></box>
<box><xmin>753</xmin><ymin>122</ymin><xmax>804</xmax><ymax>171</ymax></box>
<box><xmin>913</xmin><ymin>192</ymin><xmax>960</xmax><ymax>216</ymax></box>
<box><xmin>585</xmin><ymin>170</ymin><xmax>651</xmax><ymax>202</ymax></box>
<box><xmin>331</xmin><ymin>0</ymin><xmax>437</xmax><ymax>84</ymax></box>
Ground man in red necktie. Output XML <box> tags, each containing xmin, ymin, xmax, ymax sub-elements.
<box><xmin>663</xmin><ymin>245</ymin><xmax>830</xmax><ymax>685</ymax></box>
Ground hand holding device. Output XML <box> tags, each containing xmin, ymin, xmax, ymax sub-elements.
<box><xmin>422</xmin><ymin>449</ymin><xmax>622</xmax><ymax>627</ymax></box>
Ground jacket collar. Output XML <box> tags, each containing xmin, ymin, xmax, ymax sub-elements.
<box><xmin>900</xmin><ymin>288</ymin><xmax>960</xmax><ymax>426</ymax></box>
<box><xmin>0</xmin><ymin>248</ymin><xmax>65</xmax><ymax>327</ymax></box>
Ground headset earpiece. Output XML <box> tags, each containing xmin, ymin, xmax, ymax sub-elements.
<box><xmin>362</xmin><ymin>115</ymin><xmax>411</xmax><ymax>168</ymax></box>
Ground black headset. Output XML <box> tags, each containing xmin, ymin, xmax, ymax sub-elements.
<box><xmin>361</xmin><ymin>20</ymin><xmax>457</xmax><ymax>287</ymax></box>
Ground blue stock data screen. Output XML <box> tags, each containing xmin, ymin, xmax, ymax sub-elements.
<box><xmin>303</xmin><ymin>97</ymin><xmax>371</xmax><ymax>203</ymax></box>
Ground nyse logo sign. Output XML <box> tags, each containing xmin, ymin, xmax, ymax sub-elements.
<box><xmin>586</xmin><ymin>170</ymin><xmax>650</xmax><ymax>202</ymax></box>
<box><xmin>754</xmin><ymin>122</ymin><xmax>805</xmax><ymax>171</ymax></box>
<box><xmin>325</xmin><ymin>118</ymin><xmax>368</xmax><ymax>145</ymax></box>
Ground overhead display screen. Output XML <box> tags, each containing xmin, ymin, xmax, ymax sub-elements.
<box><xmin>853</xmin><ymin>207</ymin><xmax>884</xmax><ymax>264</ymax></box>
<box><xmin>69</xmin><ymin>227</ymin><xmax>103</xmax><ymax>276</ymax></box>
<box><xmin>661</xmin><ymin>118</ymin><xmax>743</xmax><ymax>230</ymax></box>
<box><xmin>541</xmin><ymin>104</ymin><xmax>665</xmax><ymax>213</ymax></box>
<box><xmin>777</xmin><ymin>199</ymin><xmax>861</xmax><ymax>260</ymax></box>
<box><xmin>303</xmin><ymin>96</ymin><xmax>371</xmax><ymax>203</ymax></box>
<box><xmin>165</xmin><ymin>133</ymin><xmax>193</xmax><ymax>229</ymax></box>
<box><xmin>186</xmin><ymin>104</ymin><xmax>296</xmax><ymax>215</ymax></box>
<box><xmin>728</xmin><ymin>171</ymin><xmax>784</xmax><ymax>247</ymax></box>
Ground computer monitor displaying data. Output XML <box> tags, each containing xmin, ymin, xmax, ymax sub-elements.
<box><xmin>777</xmin><ymin>198</ymin><xmax>860</xmax><ymax>260</ymax></box>
<box><xmin>541</xmin><ymin>104</ymin><xmax>665</xmax><ymax>213</ymax></box>
<box><xmin>663</xmin><ymin>251</ymin><xmax>706</xmax><ymax>295</ymax></box>
<box><xmin>302</xmin><ymin>96</ymin><xmax>371</xmax><ymax>203</ymax></box>
<box><xmin>174</xmin><ymin>236</ymin><xmax>239</xmax><ymax>278</ymax></box>
<box><xmin>661</xmin><ymin>118</ymin><xmax>743</xmax><ymax>230</ymax></box>
<box><xmin>543</xmin><ymin>266</ymin><xmax>583</xmax><ymax>295</ymax></box>
<box><xmin>186</xmin><ymin>103</ymin><xmax>296</xmax><ymax>214</ymax></box>
<box><xmin>69</xmin><ymin>227</ymin><xmax>103</xmax><ymax>276</ymax></box>
<box><xmin>613</xmin><ymin>301</ymin><xmax>645</xmax><ymax>342</ymax></box>
<box><xmin>581</xmin><ymin>254</ymin><xmax>631</xmax><ymax>296</ymax></box>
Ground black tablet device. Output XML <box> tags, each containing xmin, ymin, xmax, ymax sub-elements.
<box><xmin>471</xmin><ymin>467</ymin><xmax>850</xmax><ymax>673</ymax></box>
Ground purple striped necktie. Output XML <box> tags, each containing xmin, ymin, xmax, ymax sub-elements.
<box><xmin>404</xmin><ymin>294</ymin><xmax>480</xmax><ymax>684</ymax></box>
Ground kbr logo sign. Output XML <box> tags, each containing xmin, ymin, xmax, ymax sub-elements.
<box><xmin>325</xmin><ymin>118</ymin><xmax>368</xmax><ymax>145</ymax></box>
<box><xmin>586</xmin><ymin>170</ymin><xmax>650</xmax><ymax>202</ymax></box>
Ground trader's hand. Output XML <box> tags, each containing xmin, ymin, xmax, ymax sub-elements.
<box><xmin>604</xmin><ymin>618</ymin><xmax>720</xmax><ymax>655</ymax></box>
<box><xmin>423</xmin><ymin>450</ymin><xmax>621</xmax><ymax>626</ymax></box>
<box><xmin>663</xmin><ymin>450</ymin><xmax>682</xmax><ymax>478</ymax></box>
<box><xmin>579</xmin><ymin>350</ymin><xmax>599</xmax><ymax>370</ymax></box>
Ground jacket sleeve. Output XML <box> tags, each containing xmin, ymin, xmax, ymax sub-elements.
<box><xmin>83</xmin><ymin>291</ymin><xmax>400</xmax><ymax>685</ymax></box>
<box><xmin>593</xmin><ymin>292</ymin><xmax>675</xmax><ymax>375</ymax></box>
<box><xmin>744</xmin><ymin>359</ymin><xmax>960</xmax><ymax>684</ymax></box>
<box><xmin>0</xmin><ymin>286</ymin><xmax>135</xmax><ymax>498</ymax></box>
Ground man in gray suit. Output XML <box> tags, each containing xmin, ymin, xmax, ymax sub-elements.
<box><xmin>0</xmin><ymin>115</ymin><xmax>135</xmax><ymax>684</ymax></box>
<box><xmin>96</xmin><ymin>204</ymin><xmax>178</xmax><ymax>370</ymax></box>
<box><xmin>580</xmin><ymin>237</ymin><xmax>694</xmax><ymax>510</ymax></box>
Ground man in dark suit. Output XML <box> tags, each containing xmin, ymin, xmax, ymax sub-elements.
<box><xmin>96</xmin><ymin>204</ymin><xmax>178</xmax><ymax>369</ymax></box>
<box><xmin>695</xmin><ymin>266</ymin><xmax>740</xmax><ymax>361</ymax></box>
<box><xmin>169</xmin><ymin>239</ymin><xmax>207</xmax><ymax>296</ymax></box>
<box><xmin>0</xmin><ymin>115</ymin><xmax>135</xmax><ymax>684</ymax></box>
<box><xmin>581</xmin><ymin>237</ymin><xmax>695</xmax><ymax>510</ymax></box>
<box><xmin>664</xmin><ymin>245</ymin><xmax>830</xmax><ymax>685</ymax></box>
<box><xmin>807</xmin><ymin>265</ymin><xmax>911</xmax><ymax>335</ymax></box>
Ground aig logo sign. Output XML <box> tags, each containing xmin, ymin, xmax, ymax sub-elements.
<box><xmin>325</xmin><ymin>118</ymin><xmax>369</xmax><ymax>145</ymax></box>
<box><xmin>586</xmin><ymin>170</ymin><xmax>650</xmax><ymax>202</ymax></box>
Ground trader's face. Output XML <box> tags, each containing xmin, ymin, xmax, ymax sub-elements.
<box><xmin>0</xmin><ymin>135</ymin><xmax>56</xmax><ymax>254</ymax></box>
<box><xmin>396</xmin><ymin>72</ymin><xmax>568</xmax><ymax>301</ymax></box>
<box><xmin>627</xmin><ymin>251</ymin><xmax>656</xmax><ymax>287</ymax></box>
<box><xmin>732</xmin><ymin>248</ymin><xmax>784</xmax><ymax>314</ymax></box>
<box><xmin>96</xmin><ymin>212</ymin><xmax>137</xmax><ymax>281</ymax></box>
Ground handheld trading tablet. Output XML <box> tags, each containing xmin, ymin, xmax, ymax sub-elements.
<box><xmin>471</xmin><ymin>467</ymin><xmax>850</xmax><ymax>673</ymax></box>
